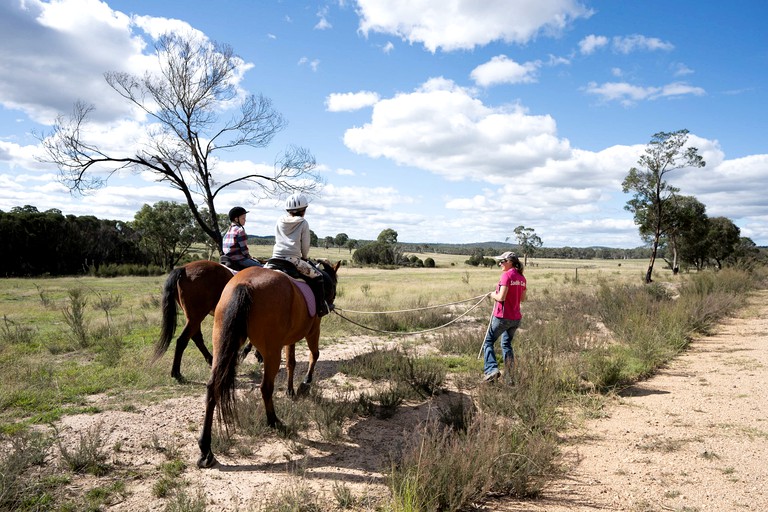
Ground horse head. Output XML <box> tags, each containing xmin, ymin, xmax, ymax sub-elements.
<box><xmin>315</xmin><ymin>259</ymin><xmax>341</xmax><ymax>304</ymax></box>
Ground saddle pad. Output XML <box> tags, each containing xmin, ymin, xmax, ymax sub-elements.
<box><xmin>294</xmin><ymin>280</ymin><xmax>316</xmax><ymax>317</ymax></box>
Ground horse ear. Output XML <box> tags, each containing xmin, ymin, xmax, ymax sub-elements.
<box><xmin>333</xmin><ymin>261</ymin><xmax>341</xmax><ymax>272</ymax></box>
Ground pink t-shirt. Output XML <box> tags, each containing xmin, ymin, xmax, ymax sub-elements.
<box><xmin>493</xmin><ymin>268</ymin><xmax>526</xmax><ymax>320</ymax></box>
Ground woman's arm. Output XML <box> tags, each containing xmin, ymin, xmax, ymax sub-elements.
<box><xmin>491</xmin><ymin>285</ymin><xmax>508</xmax><ymax>302</ymax></box>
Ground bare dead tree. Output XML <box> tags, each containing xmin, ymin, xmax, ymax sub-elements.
<box><xmin>39</xmin><ymin>33</ymin><xmax>320</xmax><ymax>253</ymax></box>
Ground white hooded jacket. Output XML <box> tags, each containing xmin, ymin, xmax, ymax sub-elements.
<box><xmin>272</xmin><ymin>215</ymin><xmax>310</xmax><ymax>259</ymax></box>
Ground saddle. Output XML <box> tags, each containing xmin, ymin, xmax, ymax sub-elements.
<box><xmin>264</xmin><ymin>258</ymin><xmax>303</xmax><ymax>280</ymax></box>
<box><xmin>264</xmin><ymin>258</ymin><xmax>331</xmax><ymax>317</ymax></box>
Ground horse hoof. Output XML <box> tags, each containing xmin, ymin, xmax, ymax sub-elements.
<box><xmin>197</xmin><ymin>452</ymin><xmax>217</xmax><ymax>469</ymax></box>
<box><xmin>297</xmin><ymin>382</ymin><xmax>311</xmax><ymax>397</ymax></box>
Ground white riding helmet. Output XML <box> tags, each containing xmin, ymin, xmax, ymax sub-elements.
<box><xmin>285</xmin><ymin>193</ymin><xmax>308</xmax><ymax>211</ymax></box>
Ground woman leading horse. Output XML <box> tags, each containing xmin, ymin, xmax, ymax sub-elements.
<box><xmin>197</xmin><ymin>259</ymin><xmax>339</xmax><ymax>468</ymax></box>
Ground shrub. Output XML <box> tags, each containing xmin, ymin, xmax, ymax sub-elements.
<box><xmin>0</xmin><ymin>315</ymin><xmax>36</xmax><ymax>345</ymax></box>
<box><xmin>353</xmin><ymin>241</ymin><xmax>396</xmax><ymax>265</ymax></box>
<box><xmin>0</xmin><ymin>429</ymin><xmax>55</xmax><ymax>511</ymax></box>
<box><xmin>62</xmin><ymin>287</ymin><xmax>90</xmax><ymax>348</ymax></box>
<box><xmin>57</xmin><ymin>422</ymin><xmax>110</xmax><ymax>476</ymax></box>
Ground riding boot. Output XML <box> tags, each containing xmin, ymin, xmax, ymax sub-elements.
<box><xmin>311</xmin><ymin>276</ymin><xmax>329</xmax><ymax>317</ymax></box>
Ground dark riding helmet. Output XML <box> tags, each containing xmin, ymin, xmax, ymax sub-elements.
<box><xmin>228</xmin><ymin>206</ymin><xmax>248</xmax><ymax>222</ymax></box>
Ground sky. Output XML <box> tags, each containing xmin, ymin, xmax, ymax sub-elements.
<box><xmin>1</xmin><ymin>0</ymin><xmax>766</xmax><ymax>248</ymax></box>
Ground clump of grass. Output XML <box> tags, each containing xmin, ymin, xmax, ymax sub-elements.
<box><xmin>339</xmin><ymin>345</ymin><xmax>446</xmax><ymax>398</ymax></box>
<box><xmin>333</xmin><ymin>481</ymin><xmax>356</xmax><ymax>509</ymax></box>
<box><xmin>233</xmin><ymin>389</ymin><xmax>309</xmax><ymax>441</ymax></box>
<box><xmin>84</xmin><ymin>480</ymin><xmax>127</xmax><ymax>509</ymax></box>
<box><xmin>62</xmin><ymin>287</ymin><xmax>90</xmax><ymax>348</ymax></box>
<box><xmin>0</xmin><ymin>315</ymin><xmax>36</xmax><ymax>345</ymax></box>
<box><xmin>153</xmin><ymin>460</ymin><xmax>187</xmax><ymax>498</ymax></box>
<box><xmin>437</xmin><ymin>395</ymin><xmax>475</xmax><ymax>433</ymax></box>
<box><xmin>358</xmin><ymin>384</ymin><xmax>406</xmax><ymax>419</ymax></box>
<box><xmin>56</xmin><ymin>422</ymin><xmax>111</xmax><ymax>476</ymax></box>
<box><xmin>388</xmin><ymin>412</ymin><xmax>558</xmax><ymax>512</ymax></box>
<box><xmin>401</xmin><ymin>356</ymin><xmax>446</xmax><ymax>398</ymax></box>
<box><xmin>34</xmin><ymin>283</ymin><xmax>53</xmax><ymax>308</ymax></box>
<box><xmin>164</xmin><ymin>488</ymin><xmax>207</xmax><ymax>512</ymax></box>
<box><xmin>141</xmin><ymin>294</ymin><xmax>161</xmax><ymax>309</ymax></box>
<box><xmin>436</xmin><ymin>324</ymin><xmax>486</xmax><ymax>355</ymax></box>
<box><xmin>0</xmin><ymin>429</ymin><xmax>56</xmax><ymax>510</ymax></box>
<box><xmin>260</xmin><ymin>481</ymin><xmax>322</xmax><ymax>512</ymax></box>
<box><xmin>308</xmin><ymin>388</ymin><xmax>357</xmax><ymax>441</ymax></box>
<box><xmin>339</xmin><ymin>345</ymin><xmax>407</xmax><ymax>381</ymax></box>
<box><xmin>95</xmin><ymin>335</ymin><xmax>126</xmax><ymax>367</ymax></box>
<box><xmin>93</xmin><ymin>291</ymin><xmax>122</xmax><ymax>335</ymax></box>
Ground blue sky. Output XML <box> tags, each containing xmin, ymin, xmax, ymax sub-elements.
<box><xmin>1</xmin><ymin>0</ymin><xmax>766</xmax><ymax>248</ymax></box>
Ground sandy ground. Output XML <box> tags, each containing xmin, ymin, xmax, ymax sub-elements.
<box><xmin>52</xmin><ymin>290</ymin><xmax>768</xmax><ymax>511</ymax></box>
<box><xmin>493</xmin><ymin>288</ymin><xmax>768</xmax><ymax>512</ymax></box>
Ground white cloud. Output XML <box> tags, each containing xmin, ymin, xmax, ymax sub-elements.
<box><xmin>343</xmin><ymin>78</ymin><xmax>572</xmax><ymax>182</ymax></box>
<box><xmin>580</xmin><ymin>34</ymin><xmax>673</xmax><ymax>56</ymax></box>
<box><xmin>326</xmin><ymin>91</ymin><xmax>381</xmax><ymax>112</ymax></box>
<box><xmin>298</xmin><ymin>57</ymin><xmax>320</xmax><ymax>71</ymax></box>
<box><xmin>314</xmin><ymin>6</ymin><xmax>332</xmax><ymax>30</ymax></box>
<box><xmin>612</xmin><ymin>34</ymin><xmax>674</xmax><ymax>53</ymax></box>
<box><xmin>470</xmin><ymin>56</ymin><xmax>541</xmax><ymax>87</ymax></box>
<box><xmin>356</xmin><ymin>0</ymin><xmax>592</xmax><ymax>52</ymax></box>
<box><xmin>585</xmin><ymin>81</ymin><xmax>705</xmax><ymax>105</ymax></box>
<box><xmin>579</xmin><ymin>34</ymin><xmax>608</xmax><ymax>54</ymax></box>
<box><xmin>671</xmin><ymin>62</ymin><xmax>694</xmax><ymax>76</ymax></box>
<box><xmin>382</xmin><ymin>41</ymin><xmax>394</xmax><ymax>53</ymax></box>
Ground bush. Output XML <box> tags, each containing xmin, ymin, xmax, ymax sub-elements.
<box><xmin>353</xmin><ymin>241</ymin><xmax>396</xmax><ymax>265</ymax></box>
<box><xmin>0</xmin><ymin>429</ymin><xmax>55</xmax><ymax>511</ymax></box>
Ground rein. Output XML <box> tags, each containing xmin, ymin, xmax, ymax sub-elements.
<box><xmin>332</xmin><ymin>293</ymin><xmax>491</xmax><ymax>335</ymax></box>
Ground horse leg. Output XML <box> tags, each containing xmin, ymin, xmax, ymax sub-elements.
<box><xmin>260</xmin><ymin>349</ymin><xmax>282</xmax><ymax>428</ymax></box>
<box><xmin>285</xmin><ymin>344</ymin><xmax>296</xmax><ymax>397</ymax></box>
<box><xmin>171</xmin><ymin>322</ymin><xmax>195</xmax><ymax>381</ymax></box>
<box><xmin>298</xmin><ymin>331</ymin><xmax>320</xmax><ymax>396</ymax></box>
<box><xmin>197</xmin><ymin>379</ymin><xmax>218</xmax><ymax>468</ymax></box>
<box><xmin>191</xmin><ymin>330</ymin><xmax>213</xmax><ymax>366</ymax></box>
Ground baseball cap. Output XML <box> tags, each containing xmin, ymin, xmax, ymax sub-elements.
<box><xmin>492</xmin><ymin>251</ymin><xmax>517</xmax><ymax>261</ymax></box>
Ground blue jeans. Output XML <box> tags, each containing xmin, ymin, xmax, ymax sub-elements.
<box><xmin>482</xmin><ymin>316</ymin><xmax>521</xmax><ymax>375</ymax></box>
<box><xmin>239</xmin><ymin>258</ymin><xmax>263</xmax><ymax>268</ymax></box>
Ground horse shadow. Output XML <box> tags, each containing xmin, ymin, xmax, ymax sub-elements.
<box><xmin>210</xmin><ymin>388</ymin><xmax>473</xmax><ymax>485</ymax></box>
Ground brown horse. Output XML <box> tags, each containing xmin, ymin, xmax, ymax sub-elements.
<box><xmin>197</xmin><ymin>260</ymin><xmax>340</xmax><ymax>468</ymax></box>
<box><xmin>155</xmin><ymin>260</ymin><xmax>236</xmax><ymax>381</ymax></box>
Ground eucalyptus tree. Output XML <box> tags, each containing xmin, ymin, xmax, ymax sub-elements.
<box><xmin>40</xmin><ymin>32</ymin><xmax>320</xmax><ymax>254</ymax></box>
<box><xmin>132</xmin><ymin>201</ymin><xmax>207</xmax><ymax>270</ymax></box>
<box><xmin>622</xmin><ymin>130</ymin><xmax>705</xmax><ymax>283</ymax></box>
<box><xmin>513</xmin><ymin>225</ymin><xmax>543</xmax><ymax>267</ymax></box>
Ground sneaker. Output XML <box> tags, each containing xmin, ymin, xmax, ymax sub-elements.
<box><xmin>483</xmin><ymin>369</ymin><xmax>500</xmax><ymax>382</ymax></box>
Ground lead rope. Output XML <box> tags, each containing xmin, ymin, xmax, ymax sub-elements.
<box><xmin>331</xmin><ymin>292</ymin><xmax>491</xmax><ymax>336</ymax></box>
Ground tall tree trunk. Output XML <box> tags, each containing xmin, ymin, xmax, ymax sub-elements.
<box><xmin>646</xmin><ymin>234</ymin><xmax>660</xmax><ymax>283</ymax></box>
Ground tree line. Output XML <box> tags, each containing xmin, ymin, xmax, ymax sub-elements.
<box><xmin>0</xmin><ymin>206</ymin><xmax>149</xmax><ymax>277</ymax></box>
<box><xmin>4</xmin><ymin>201</ymin><xmax>761</xmax><ymax>278</ymax></box>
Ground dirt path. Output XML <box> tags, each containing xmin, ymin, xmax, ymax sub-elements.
<box><xmin>496</xmin><ymin>289</ymin><xmax>768</xmax><ymax>512</ymax></box>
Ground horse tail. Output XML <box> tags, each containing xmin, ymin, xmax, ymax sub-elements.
<box><xmin>155</xmin><ymin>266</ymin><xmax>184</xmax><ymax>361</ymax></box>
<box><xmin>212</xmin><ymin>283</ymin><xmax>252</xmax><ymax>427</ymax></box>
